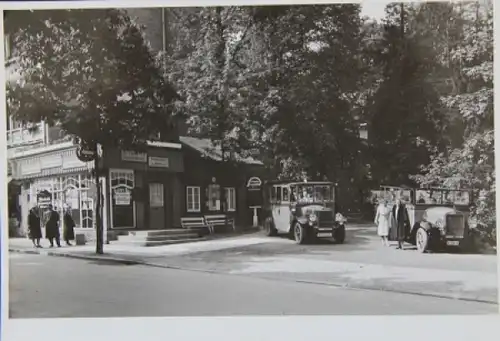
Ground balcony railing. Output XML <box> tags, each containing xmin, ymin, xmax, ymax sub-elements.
<box><xmin>7</xmin><ymin>123</ymin><xmax>45</xmax><ymax>148</ymax></box>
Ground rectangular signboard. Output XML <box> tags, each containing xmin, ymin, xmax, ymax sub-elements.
<box><xmin>121</xmin><ymin>150</ymin><xmax>147</xmax><ymax>163</ymax></box>
<box><xmin>148</xmin><ymin>156</ymin><xmax>169</xmax><ymax>168</ymax></box>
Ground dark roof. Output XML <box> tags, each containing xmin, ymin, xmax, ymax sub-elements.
<box><xmin>265</xmin><ymin>180</ymin><xmax>334</xmax><ymax>186</ymax></box>
<box><xmin>179</xmin><ymin>136</ymin><xmax>263</xmax><ymax>166</ymax></box>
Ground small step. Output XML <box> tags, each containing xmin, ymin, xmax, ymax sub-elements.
<box><xmin>146</xmin><ymin>233</ymin><xmax>200</xmax><ymax>242</ymax></box>
<box><xmin>111</xmin><ymin>237</ymin><xmax>208</xmax><ymax>247</ymax></box>
<box><xmin>117</xmin><ymin>232</ymin><xmax>200</xmax><ymax>243</ymax></box>
<box><xmin>125</xmin><ymin>229</ymin><xmax>204</xmax><ymax>238</ymax></box>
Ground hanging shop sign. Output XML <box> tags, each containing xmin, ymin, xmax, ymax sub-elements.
<box><xmin>76</xmin><ymin>140</ymin><xmax>97</xmax><ymax>163</ymax></box>
<box><xmin>246</xmin><ymin>177</ymin><xmax>262</xmax><ymax>191</ymax></box>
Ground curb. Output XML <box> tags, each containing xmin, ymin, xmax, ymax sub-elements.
<box><xmin>9</xmin><ymin>248</ymin><xmax>498</xmax><ymax>306</ymax></box>
<box><xmin>8</xmin><ymin>248</ymin><xmax>143</xmax><ymax>266</ymax></box>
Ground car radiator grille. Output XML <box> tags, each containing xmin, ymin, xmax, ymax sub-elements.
<box><xmin>446</xmin><ymin>215</ymin><xmax>465</xmax><ymax>237</ymax></box>
<box><xmin>317</xmin><ymin>211</ymin><xmax>334</xmax><ymax>227</ymax></box>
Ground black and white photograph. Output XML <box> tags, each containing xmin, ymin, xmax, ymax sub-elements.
<box><xmin>2</xmin><ymin>0</ymin><xmax>497</xmax><ymax>331</ymax></box>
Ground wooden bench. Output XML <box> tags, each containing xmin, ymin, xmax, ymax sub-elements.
<box><xmin>204</xmin><ymin>214</ymin><xmax>235</xmax><ymax>234</ymax></box>
<box><xmin>181</xmin><ymin>217</ymin><xmax>209</xmax><ymax>235</ymax></box>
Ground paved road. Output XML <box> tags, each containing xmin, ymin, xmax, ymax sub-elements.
<box><xmin>124</xmin><ymin>227</ymin><xmax>497</xmax><ymax>303</ymax></box>
<box><xmin>146</xmin><ymin>227</ymin><xmax>498</xmax><ymax>270</ymax></box>
<box><xmin>9</xmin><ymin>253</ymin><xmax>497</xmax><ymax>318</ymax></box>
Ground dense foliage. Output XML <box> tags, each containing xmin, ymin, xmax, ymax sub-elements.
<box><xmin>409</xmin><ymin>1</ymin><xmax>494</xmax><ymax>245</ymax></box>
<box><xmin>5</xmin><ymin>9</ymin><xmax>179</xmax><ymax>150</ymax></box>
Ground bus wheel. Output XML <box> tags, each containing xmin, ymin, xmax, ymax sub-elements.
<box><xmin>264</xmin><ymin>218</ymin><xmax>277</xmax><ymax>237</ymax></box>
<box><xmin>294</xmin><ymin>223</ymin><xmax>307</xmax><ymax>244</ymax></box>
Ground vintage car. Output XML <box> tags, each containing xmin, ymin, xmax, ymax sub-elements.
<box><xmin>413</xmin><ymin>205</ymin><xmax>470</xmax><ymax>252</ymax></box>
<box><xmin>262</xmin><ymin>180</ymin><xmax>347</xmax><ymax>244</ymax></box>
<box><xmin>379</xmin><ymin>186</ymin><xmax>472</xmax><ymax>253</ymax></box>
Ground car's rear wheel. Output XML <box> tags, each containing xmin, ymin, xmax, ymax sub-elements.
<box><xmin>416</xmin><ymin>228</ymin><xmax>429</xmax><ymax>253</ymax></box>
<box><xmin>294</xmin><ymin>223</ymin><xmax>307</xmax><ymax>244</ymax></box>
<box><xmin>333</xmin><ymin>224</ymin><xmax>346</xmax><ymax>244</ymax></box>
<box><xmin>264</xmin><ymin>218</ymin><xmax>277</xmax><ymax>237</ymax></box>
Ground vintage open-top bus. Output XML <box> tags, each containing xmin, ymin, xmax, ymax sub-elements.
<box><xmin>262</xmin><ymin>180</ymin><xmax>347</xmax><ymax>244</ymax></box>
<box><xmin>379</xmin><ymin>186</ymin><xmax>472</xmax><ymax>252</ymax></box>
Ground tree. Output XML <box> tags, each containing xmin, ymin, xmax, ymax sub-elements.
<box><xmin>410</xmin><ymin>1</ymin><xmax>494</xmax><ymax>246</ymax></box>
<box><xmin>366</xmin><ymin>3</ymin><xmax>447</xmax><ymax>186</ymax></box>
<box><xmin>246</xmin><ymin>5</ymin><xmax>368</xmax><ymax>210</ymax></box>
<box><xmin>6</xmin><ymin>9</ymin><xmax>179</xmax><ymax>254</ymax></box>
<box><xmin>164</xmin><ymin>7</ymin><xmax>259</xmax><ymax>217</ymax></box>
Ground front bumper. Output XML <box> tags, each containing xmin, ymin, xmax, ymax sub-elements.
<box><xmin>442</xmin><ymin>237</ymin><xmax>465</xmax><ymax>247</ymax></box>
<box><xmin>312</xmin><ymin>223</ymin><xmax>344</xmax><ymax>238</ymax></box>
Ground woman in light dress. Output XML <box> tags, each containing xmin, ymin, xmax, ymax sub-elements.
<box><xmin>374</xmin><ymin>199</ymin><xmax>391</xmax><ymax>246</ymax></box>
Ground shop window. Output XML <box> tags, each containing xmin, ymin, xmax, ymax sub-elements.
<box><xmin>186</xmin><ymin>186</ymin><xmax>201</xmax><ymax>212</ymax></box>
<box><xmin>109</xmin><ymin>169</ymin><xmax>135</xmax><ymax>228</ymax></box>
<box><xmin>207</xmin><ymin>184</ymin><xmax>221</xmax><ymax>211</ymax></box>
<box><xmin>225</xmin><ymin>187</ymin><xmax>236</xmax><ymax>212</ymax></box>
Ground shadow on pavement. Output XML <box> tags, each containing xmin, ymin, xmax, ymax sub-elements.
<box><xmin>177</xmin><ymin>228</ymin><xmax>377</xmax><ymax>261</ymax></box>
<box><xmin>87</xmin><ymin>259</ymin><xmax>138</xmax><ymax>266</ymax></box>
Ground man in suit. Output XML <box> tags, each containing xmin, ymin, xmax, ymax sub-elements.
<box><xmin>392</xmin><ymin>198</ymin><xmax>410</xmax><ymax>249</ymax></box>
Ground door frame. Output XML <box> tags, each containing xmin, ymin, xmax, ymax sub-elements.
<box><xmin>109</xmin><ymin>168</ymin><xmax>136</xmax><ymax>229</ymax></box>
<box><xmin>148</xmin><ymin>181</ymin><xmax>166</xmax><ymax>230</ymax></box>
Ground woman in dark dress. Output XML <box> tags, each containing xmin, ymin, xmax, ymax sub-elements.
<box><xmin>27</xmin><ymin>206</ymin><xmax>42</xmax><ymax>248</ymax></box>
<box><xmin>45</xmin><ymin>204</ymin><xmax>61</xmax><ymax>248</ymax></box>
<box><xmin>63</xmin><ymin>208</ymin><xmax>76</xmax><ymax>246</ymax></box>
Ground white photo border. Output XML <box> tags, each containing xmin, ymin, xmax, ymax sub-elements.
<box><xmin>1</xmin><ymin>1</ymin><xmax>499</xmax><ymax>341</ymax></box>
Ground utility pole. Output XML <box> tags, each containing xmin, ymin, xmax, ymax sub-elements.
<box><xmin>94</xmin><ymin>139</ymin><xmax>103</xmax><ymax>254</ymax></box>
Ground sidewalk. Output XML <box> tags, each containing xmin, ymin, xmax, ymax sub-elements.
<box><xmin>8</xmin><ymin>234</ymin><xmax>286</xmax><ymax>260</ymax></box>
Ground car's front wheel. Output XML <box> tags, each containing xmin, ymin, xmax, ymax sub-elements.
<box><xmin>416</xmin><ymin>228</ymin><xmax>429</xmax><ymax>253</ymax></box>
<box><xmin>294</xmin><ymin>223</ymin><xmax>307</xmax><ymax>244</ymax></box>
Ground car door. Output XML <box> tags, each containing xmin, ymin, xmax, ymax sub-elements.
<box><xmin>272</xmin><ymin>185</ymin><xmax>292</xmax><ymax>233</ymax></box>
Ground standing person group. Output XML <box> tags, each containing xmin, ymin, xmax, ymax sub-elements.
<box><xmin>26</xmin><ymin>204</ymin><xmax>76</xmax><ymax>248</ymax></box>
<box><xmin>374</xmin><ymin>197</ymin><xmax>410</xmax><ymax>250</ymax></box>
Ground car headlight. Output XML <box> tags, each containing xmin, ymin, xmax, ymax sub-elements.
<box><xmin>309</xmin><ymin>213</ymin><xmax>317</xmax><ymax>222</ymax></box>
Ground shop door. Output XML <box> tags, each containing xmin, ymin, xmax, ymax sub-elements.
<box><xmin>149</xmin><ymin>183</ymin><xmax>165</xmax><ymax>230</ymax></box>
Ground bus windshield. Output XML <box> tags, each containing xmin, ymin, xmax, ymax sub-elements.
<box><xmin>291</xmin><ymin>184</ymin><xmax>334</xmax><ymax>203</ymax></box>
<box><xmin>415</xmin><ymin>189</ymin><xmax>470</xmax><ymax>205</ymax></box>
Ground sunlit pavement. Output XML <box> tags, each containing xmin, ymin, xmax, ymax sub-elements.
<box><xmin>135</xmin><ymin>226</ymin><xmax>498</xmax><ymax>304</ymax></box>
<box><xmin>9</xmin><ymin>253</ymin><xmax>498</xmax><ymax>318</ymax></box>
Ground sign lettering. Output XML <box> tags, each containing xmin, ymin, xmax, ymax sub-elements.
<box><xmin>121</xmin><ymin>150</ymin><xmax>147</xmax><ymax>163</ymax></box>
<box><xmin>148</xmin><ymin>156</ymin><xmax>169</xmax><ymax>168</ymax></box>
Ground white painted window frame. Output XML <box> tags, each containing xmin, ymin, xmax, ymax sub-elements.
<box><xmin>225</xmin><ymin>187</ymin><xmax>236</xmax><ymax>212</ymax></box>
<box><xmin>109</xmin><ymin>168</ymin><xmax>136</xmax><ymax>229</ymax></box>
<box><xmin>186</xmin><ymin>186</ymin><xmax>201</xmax><ymax>213</ymax></box>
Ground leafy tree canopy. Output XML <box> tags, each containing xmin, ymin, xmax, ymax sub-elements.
<box><xmin>5</xmin><ymin>9</ymin><xmax>180</xmax><ymax>150</ymax></box>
